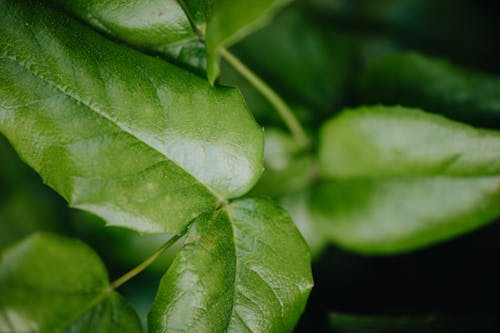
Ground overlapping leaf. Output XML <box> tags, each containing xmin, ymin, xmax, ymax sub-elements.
<box><xmin>314</xmin><ymin>106</ymin><xmax>500</xmax><ymax>254</ymax></box>
<box><xmin>0</xmin><ymin>0</ymin><xmax>263</xmax><ymax>234</ymax></box>
<box><xmin>148</xmin><ymin>197</ymin><xmax>313</xmax><ymax>333</ymax></box>
<box><xmin>0</xmin><ymin>233</ymin><xmax>142</xmax><ymax>332</ymax></box>
<box><xmin>48</xmin><ymin>0</ymin><xmax>293</xmax><ymax>82</ymax></box>
<box><xmin>48</xmin><ymin>0</ymin><xmax>208</xmax><ymax>73</ymax></box>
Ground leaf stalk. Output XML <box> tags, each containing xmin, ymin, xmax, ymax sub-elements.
<box><xmin>110</xmin><ymin>231</ymin><xmax>185</xmax><ymax>289</ymax></box>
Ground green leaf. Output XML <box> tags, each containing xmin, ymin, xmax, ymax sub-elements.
<box><xmin>357</xmin><ymin>52</ymin><xmax>500</xmax><ymax>128</ymax></box>
<box><xmin>205</xmin><ymin>0</ymin><xmax>293</xmax><ymax>83</ymax></box>
<box><xmin>0</xmin><ymin>233</ymin><xmax>142</xmax><ymax>332</ymax></box>
<box><xmin>48</xmin><ymin>0</ymin><xmax>294</xmax><ymax>82</ymax></box>
<box><xmin>148</xmin><ymin>197</ymin><xmax>313</xmax><ymax>333</ymax></box>
<box><xmin>48</xmin><ymin>0</ymin><xmax>208</xmax><ymax>74</ymax></box>
<box><xmin>314</xmin><ymin>106</ymin><xmax>500</xmax><ymax>254</ymax></box>
<box><xmin>0</xmin><ymin>0</ymin><xmax>263</xmax><ymax>234</ymax></box>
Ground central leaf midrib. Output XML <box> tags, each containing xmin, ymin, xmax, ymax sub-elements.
<box><xmin>222</xmin><ymin>207</ymin><xmax>261</xmax><ymax>333</ymax></box>
<box><xmin>1</xmin><ymin>53</ymin><xmax>225</xmax><ymax>204</ymax></box>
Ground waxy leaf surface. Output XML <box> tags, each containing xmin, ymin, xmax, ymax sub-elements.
<box><xmin>48</xmin><ymin>0</ymin><xmax>293</xmax><ymax>82</ymax></box>
<box><xmin>48</xmin><ymin>0</ymin><xmax>208</xmax><ymax>73</ymax></box>
<box><xmin>0</xmin><ymin>0</ymin><xmax>263</xmax><ymax>234</ymax></box>
<box><xmin>148</xmin><ymin>197</ymin><xmax>313</xmax><ymax>333</ymax></box>
<box><xmin>0</xmin><ymin>233</ymin><xmax>142</xmax><ymax>333</ymax></box>
<box><xmin>315</xmin><ymin>106</ymin><xmax>500</xmax><ymax>254</ymax></box>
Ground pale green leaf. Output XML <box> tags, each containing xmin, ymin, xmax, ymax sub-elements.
<box><xmin>314</xmin><ymin>106</ymin><xmax>500</xmax><ymax>254</ymax></box>
<box><xmin>0</xmin><ymin>233</ymin><xmax>142</xmax><ymax>333</ymax></box>
<box><xmin>280</xmin><ymin>189</ymin><xmax>328</xmax><ymax>259</ymax></box>
<box><xmin>0</xmin><ymin>0</ymin><xmax>263</xmax><ymax>234</ymax></box>
<box><xmin>357</xmin><ymin>52</ymin><xmax>500</xmax><ymax>128</ymax></box>
<box><xmin>148</xmin><ymin>197</ymin><xmax>313</xmax><ymax>333</ymax></box>
<box><xmin>250</xmin><ymin>128</ymin><xmax>326</xmax><ymax>257</ymax></box>
<box><xmin>251</xmin><ymin>128</ymin><xmax>314</xmax><ymax>198</ymax></box>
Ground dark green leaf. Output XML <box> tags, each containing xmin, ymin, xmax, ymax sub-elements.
<box><xmin>0</xmin><ymin>0</ymin><xmax>263</xmax><ymax>234</ymax></box>
<box><xmin>0</xmin><ymin>233</ymin><xmax>142</xmax><ymax>332</ymax></box>
<box><xmin>328</xmin><ymin>312</ymin><xmax>499</xmax><ymax>333</ymax></box>
<box><xmin>310</xmin><ymin>0</ymin><xmax>500</xmax><ymax>72</ymax></box>
<box><xmin>148</xmin><ymin>197</ymin><xmax>313</xmax><ymax>333</ymax></box>
<box><xmin>0</xmin><ymin>190</ymin><xmax>60</xmax><ymax>250</ymax></box>
<box><xmin>232</xmin><ymin>7</ymin><xmax>353</xmax><ymax>115</ymax></box>
<box><xmin>314</xmin><ymin>106</ymin><xmax>500</xmax><ymax>254</ymax></box>
<box><xmin>357</xmin><ymin>52</ymin><xmax>500</xmax><ymax>129</ymax></box>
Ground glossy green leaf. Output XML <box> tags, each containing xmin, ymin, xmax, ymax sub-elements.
<box><xmin>48</xmin><ymin>0</ymin><xmax>208</xmax><ymax>74</ymax></box>
<box><xmin>357</xmin><ymin>52</ymin><xmax>500</xmax><ymax>128</ymax></box>
<box><xmin>49</xmin><ymin>0</ymin><xmax>294</xmax><ymax>82</ymax></box>
<box><xmin>0</xmin><ymin>0</ymin><xmax>263</xmax><ymax>234</ymax></box>
<box><xmin>205</xmin><ymin>0</ymin><xmax>293</xmax><ymax>83</ymax></box>
<box><xmin>0</xmin><ymin>233</ymin><xmax>142</xmax><ymax>332</ymax></box>
<box><xmin>148</xmin><ymin>197</ymin><xmax>313</xmax><ymax>333</ymax></box>
<box><xmin>314</xmin><ymin>106</ymin><xmax>500</xmax><ymax>254</ymax></box>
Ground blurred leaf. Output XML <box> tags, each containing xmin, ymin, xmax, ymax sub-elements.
<box><xmin>70</xmin><ymin>211</ymin><xmax>182</xmax><ymax>275</ymax></box>
<box><xmin>250</xmin><ymin>128</ymin><xmax>326</xmax><ymax>257</ymax></box>
<box><xmin>0</xmin><ymin>0</ymin><xmax>263</xmax><ymax>234</ymax></box>
<box><xmin>0</xmin><ymin>135</ymin><xmax>65</xmax><ymax>250</ymax></box>
<box><xmin>309</xmin><ymin>0</ymin><xmax>500</xmax><ymax>72</ymax></box>
<box><xmin>313</xmin><ymin>106</ymin><xmax>500</xmax><ymax>254</ymax></box>
<box><xmin>0</xmin><ymin>190</ymin><xmax>60</xmax><ymax>250</ymax></box>
<box><xmin>232</xmin><ymin>7</ymin><xmax>353</xmax><ymax>116</ymax></box>
<box><xmin>205</xmin><ymin>0</ymin><xmax>293</xmax><ymax>83</ymax></box>
<box><xmin>0</xmin><ymin>233</ymin><xmax>142</xmax><ymax>332</ymax></box>
<box><xmin>252</xmin><ymin>128</ymin><xmax>314</xmax><ymax>198</ymax></box>
<box><xmin>357</xmin><ymin>52</ymin><xmax>500</xmax><ymax>129</ymax></box>
<box><xmin>148</xmin><ymin>197</ymin><xmax>313</xmax><ymax>333</ymax></box>
<box><xmin>329</xmin><ymin>312</ymin><xmax>499</xmax><ymax>333</ymax></box>
<box><xmin>280</xmin><ymin>189</ymin><xmax>327</xmax><ymax>258</ymax></box>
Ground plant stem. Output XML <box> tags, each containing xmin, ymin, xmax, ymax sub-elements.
<box><xmin>110</xmin><ymin>232</ymin><xmax>184</xmax><ymax>289</ymax></box>
<box><xmin>219</xmin><ymin>48</ymin><xmax>310</xmax><ymax>148</ymax></box>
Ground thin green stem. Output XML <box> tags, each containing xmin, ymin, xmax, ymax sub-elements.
<box><xmin>219</xmin><ymin>48</ymin><xmax>310</xmax><ymax>148</ymax></box>
<box><xmin>110</xmin><ymin>232</ymin><xmax>185</xmax><ymax>289</ymax></box>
